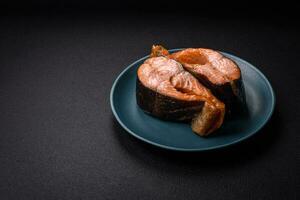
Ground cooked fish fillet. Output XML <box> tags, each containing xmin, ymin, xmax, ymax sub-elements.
<box><xmin>151</xmin><ymin>45</ymin><xmax>246</xmax><ymax>115</ymax></box>
<box><xmin>136</xmin><ymin>56</ymin><xmax>225</xmax><ymax>136</ymax></box>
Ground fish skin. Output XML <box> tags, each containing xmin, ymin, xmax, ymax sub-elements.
<box><xmin>136</xmin><ymin>55</ymin><xmax>225</xmax><ymax>136</ymax></box>
<box><xmin>136</xmin><ymin>78</ymin><xmax>204</xmax><ymax>122</ymax></box>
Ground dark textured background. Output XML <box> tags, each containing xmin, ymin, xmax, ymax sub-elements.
<box><xmin>0</xmin><ymin>10</ymin><xmax>299</xmax><ymax>200</ymax></box>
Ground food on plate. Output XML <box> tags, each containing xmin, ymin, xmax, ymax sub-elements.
<box><xmin>151</xmin><ymin>45</ymin><xmax>246</xmax><ymax>115</ymax></box>
<box><xmin>136</xmin><ymin>56</ymin><xmax>225</xmax><ymax>136</ymax></box>
<box><xmin>136</xmin><ymin>45</ymin><xmax>247</xmax><ymax>136</ymax></box>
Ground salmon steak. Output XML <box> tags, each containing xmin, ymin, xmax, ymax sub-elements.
<box><xmin>151</xmin><ymin>45</ymin><xmax>247</xmax><ymax>115</ymax></box>
<box><xmin>136</xmin><ymin>56</ymin><xmax>225</xmax><ymax>136</ymax></box>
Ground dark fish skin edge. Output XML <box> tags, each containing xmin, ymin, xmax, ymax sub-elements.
<box><xmin>185</xmin><ymin>67</ymin><xmax>247</xmax><ymax>117</ymax></box>
<box><xmin>136</xmin><ymin>78</ymin><xmax>204</xmax><ymax>122</ymax></box>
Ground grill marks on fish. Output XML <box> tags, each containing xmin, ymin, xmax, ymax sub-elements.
<box><xmin>137</xmin><ymin>56</ymin><xmax>225</xmax><ymax>136</ymax></box>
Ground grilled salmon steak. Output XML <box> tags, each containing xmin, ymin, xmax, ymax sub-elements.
<box><xmin>151</xmin><ymin>45</ymin><xmax>246</xmax><ymax>115</ymax></box>
<box><xmin>136</xmin><ymin>56</ymin><xmax>225</xmax><ymax>136</ymax></box>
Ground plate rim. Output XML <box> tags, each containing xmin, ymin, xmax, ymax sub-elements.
<box><xmin>110</xmin><ymin>49</ymin><xmax>276</xmax><ymax>151</ymax></box>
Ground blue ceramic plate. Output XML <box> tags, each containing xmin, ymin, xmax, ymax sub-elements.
<box><xmin>110</xmin><ymin>49</ymin><xmax>275</xmax><ymax>151</ymax></box>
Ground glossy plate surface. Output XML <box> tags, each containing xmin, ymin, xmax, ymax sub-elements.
<box><xmin>110</xmin><ymin>49</ymin><xmax>275</xmax><ymax>151</ymax></box>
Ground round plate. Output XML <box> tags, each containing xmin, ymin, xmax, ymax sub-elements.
<box><xmin>110</xmin><ymin>49</ymin><xmax>275</xmax><ymax>151</ymax></box>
